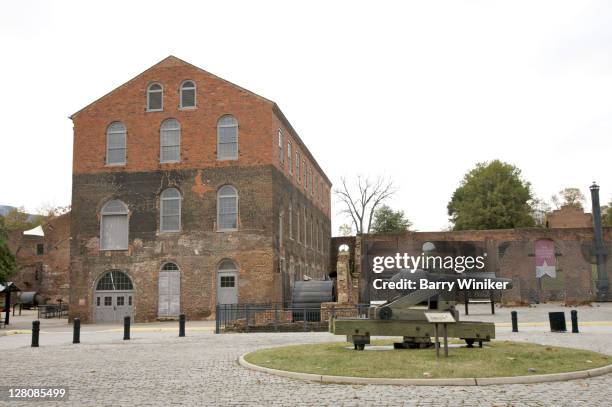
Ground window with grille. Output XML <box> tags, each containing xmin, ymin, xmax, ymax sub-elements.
<box><xmin>217</xmin><ymin>185</ymin><xmax>238</xmax><ymax>230</ymax></box>
<box><xmin>160</xmin><ymin>119</ymin><xmax>181</xmax><ymax>163</ymax></box>
<box><xmin>147</xmin><ymin>83</ymin><xmax>163</xmax><ymax>111</ymax></box>
<box><xmin>162</xmin><ymin>262</ymin><xmax>179</xmax><ymax>271</ymax></box>
<box><xmin>296</xmin><ymin>152</ymin><xmax>301</xmax><ymax>182</ymax></box>
<box><xmin>180</xmin><ymin>80</ymin><xmax>196</xmax><ymax>108</ymax></box>
<box><xmin>106</xmin><ymin>122</ymin><xmax>126</xmax><ymax>165</ymax></box>
<box><xmin>220</xmin><ymin>276</ymin><xmax>235</xmax><ymax>287</ymax></box>
<box><xmin>100</xmin><ymin>200</ymin><xmax>128</xmax><ymax>250</ymax></box>
<box><xmin>160</xmin><ymin>188</ymin><xmax>181</xmax><ymax>232</ymax></box>
<box><xmin>96</xmin><ymin>270</ymin><xmax>133</xmax><ymax>290</ymax></box>
<box><xmin>217</xmin><ymin>115</ymin><xmax>238</xmax><ymax>160</ymax></box>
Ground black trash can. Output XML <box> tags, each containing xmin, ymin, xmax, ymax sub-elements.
<box><xmin>548</xmin><ymin>312</ymin><xmax>567</xmax><ymax>332</ymax></box>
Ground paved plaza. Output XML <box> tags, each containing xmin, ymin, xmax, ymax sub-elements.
<box><xmin>1</xmin><ymin>304</ymin><xmax>611</xmax><ymax>406</ymax></box>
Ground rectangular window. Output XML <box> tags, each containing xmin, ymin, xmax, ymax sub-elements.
<box><xmin>297</xmin><ymin>205</ymin><xmax>301</xmax><ymax>243</ymax></box>
<box><xmin>161</xmin><ymin>125</ymin><xmax>180</xmax><ymax>163</ymax></box>
<box><xmin>220</xmin><ymin>276</ymin><xmax>235</xmax><ymax>287</ymax></box>
<box><xmin>296</xmin><ymin>152</ymin><xmax>301</xmax><ymax>182</ymax></box>
<box><xmin>129</xmin><ymin>296</ymin><xmax>132</xmax><ymax>306</ymax></box>
<box><xmin>107</xmin><ymin>132</ymin><xmax>126</xmax><ymax>165</ymax></box>
<box><xmin>289</xmin><ymin>204</ymin><xmax>293</xmax><ymax>240</ymax></box>
<box><xmin>104</xmin><ymin>296</ymin><xmax>112</xmax><ymax>306</ymax></box>
<box><xmin>305</xmin><ymin>165</ymin><xmax>309</xmax><ymax>190</ymax></box>
<box><xmin>96</xmin><ymin>297</ymin><xmax>100</xmax><ymax>306</ymax></box>
<box><xmin>303</xmin><ymin>209</ymin><xmax>307</xmax><ymax>244</ymax></box>
<box><xmin>101</xmin><ymin>215</ymin><xmax>128</xmax><ymax>250</ymax></box>
<box><xmin>287</xmin><ymin>141</ymin><xmax>292</xmax><ymax>175</ymax></box>
<box><xmin>278</xmin><ymin>129</ymin><xmax>284</xmax><ymax>165</ymax></box>
<box><xmin>36</xmin><ymin>243</ymin><xmax>44</xmax><ymax>256</ymax></box>
<box><xmin>302</xmin><ymin>160</ymin><xmax>306</xmax><ymax>186</ymax></box>
<box><xmin>279</xmin><ymin>212</ymin><xmax>283</xmax><ymax>244</ymax></box>
<box><xmin>117</xmin><ymin>296</ymin><xmax>125</xmax><ymax>306</ymax></box>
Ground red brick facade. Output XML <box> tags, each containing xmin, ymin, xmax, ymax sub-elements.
<box><xmin>69</xmin><ymin>56</ymin><xmax>331</xmax><ymax>322</ymax></box>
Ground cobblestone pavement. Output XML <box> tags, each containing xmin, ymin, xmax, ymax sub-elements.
<box><xmin>1</xmin><ymin>330</ymin><xmax>610</xmax><ymax>407</ymax></box>
<box><xmin>1</xmin><ymin>304</ymin><xmax>611</xmax><ymax>407</ymax></box>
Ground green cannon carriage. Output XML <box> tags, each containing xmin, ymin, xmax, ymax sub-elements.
<box><xmin>330</xmin><ymin>270</ymin><xmax>512</xmax><ymax>350</ymax></box>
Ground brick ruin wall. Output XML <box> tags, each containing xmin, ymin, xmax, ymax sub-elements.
<box><xmin>331</xmin><ymin>227</ymin><xmax>612</xmax><ymax>306</ymax></box>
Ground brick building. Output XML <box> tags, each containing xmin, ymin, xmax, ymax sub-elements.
<box><xmin>6</xmin><ymin>213</ymin><xmax>71</xmax><ymax>305</ymax></box>
<box><xmin>69</xmin><ymin>56</ymin><xmax>332</xmax><ymax>323</ymax></box>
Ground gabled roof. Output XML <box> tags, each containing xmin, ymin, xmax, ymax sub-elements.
<box><xmin>70</xmin><ymin>55</ymin><xmax>274</xmax><ymax>119</ymax></box>
<box><xmin>69</xmin><ymin>56</ymin><xmax>331</xmax><ymax>185</ymax></box>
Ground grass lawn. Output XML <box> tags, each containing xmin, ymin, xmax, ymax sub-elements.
<box><xmin>244</xmin><ymin>340</ymin><xmax>610</xmax><ymax>379</ymax></box>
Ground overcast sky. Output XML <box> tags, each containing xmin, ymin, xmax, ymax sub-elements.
<box><xmin>1</xmin><ymin>1</ymin><xmax>610</xmax><ymax>232</ymax></box>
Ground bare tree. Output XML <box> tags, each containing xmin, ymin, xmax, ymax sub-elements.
<box><xmin>334</xmin><ymin>175</ymin><xmax>396</xmax><ymax>234</ymax></box>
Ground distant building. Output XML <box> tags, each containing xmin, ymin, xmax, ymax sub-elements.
<box><xmin>546</xmin><ymin>205</ymin><xmax>592</xmax><ymax>228</ymax></box>
<box><xmin>5</xmin><ymin>213</ymin><xmax>70</xmax><ymax>305</ymax></box>
<box><xmin>69</xmin><ymin>56</ymin><xmax>331</xmax><ymax>323</ymax></box>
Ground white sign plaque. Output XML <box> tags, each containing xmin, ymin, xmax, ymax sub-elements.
<box><xmin>424</xmin><ymin>312</ymin><xmax>456</xmax><ymax>324</ymax></box>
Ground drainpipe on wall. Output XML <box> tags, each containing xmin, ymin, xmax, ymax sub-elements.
<box><xmin>590</xmin><ymin>182</ymin><xmax>609</xmax><ymax>301</ymax></box>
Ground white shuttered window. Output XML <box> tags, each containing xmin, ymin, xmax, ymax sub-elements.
<box><xmin>160</xmin><ymin>188</ymin><xmax>181</xmax><ymax>232</ymax></box>
<box><xmin>100</xmin><ymin>200</ymin><xmax>128</xmax><ymax>250</ymax></box>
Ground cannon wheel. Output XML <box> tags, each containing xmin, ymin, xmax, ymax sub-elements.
<box><xmin>464</xmin><ymin>338</ymin><xmax>476</xmax><ymax>348</ymax></box>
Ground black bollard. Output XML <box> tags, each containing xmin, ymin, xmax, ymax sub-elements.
<box><xmin>179</xmin><ymin>314</ymin><xmax>186</xmax><ymax>337</ymax></box>
<box><xmin>123</xmin><ymin>316</ymin><xmax>130</xmax><ymax>340</ymax></box>
<box><xmin>511</xmin><ymin>311</ymin><xmax>518</xmax><ymax>332</ymax></box>
<box><xmin>571</xmin><ymin>310</ymin><xmax>579</xmax><ymax>333</ymax></box>
<box><xmin>31</xmin><ymin>320</ymin><xmax>40</xmax><ymax>347</ymax></box>
<box><xmin>73</xmin><ymin>318</ymin><xmax>81</xmax><ymax>344</ymax></box>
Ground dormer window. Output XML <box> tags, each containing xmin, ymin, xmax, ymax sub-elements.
<box><xmin>147</xmin><ymin>83</ymin><xmax>163</xmax><ymax>111</ymax></box>
<box><xmin>180</xmin><ymin>81</ymin><xmax>196</xmax><ymax>108</ymax></box>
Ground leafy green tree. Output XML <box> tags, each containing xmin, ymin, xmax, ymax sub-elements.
<box><xmin>551</xmin><ymin>188</ymin><xmax>586</xmax><ymax>209</ymax></box>
<box><xmin>448</xmin><ymin>160</ymin><xmax>535</xmax><ymax>230</ymax></box>
<box><xmin>0</xmin><ymin>222</ymin><xmax>16</xmax><ymax>282</ymax></box>
<box><xmin>371</xmin><ymin>205</ymin><xmax>412</xmax><ymax>233</ymax></box>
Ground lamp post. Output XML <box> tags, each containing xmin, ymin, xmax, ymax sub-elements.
<box><xmin>590</xmin><ymin>182</ymin><xmax>609</xmax><ymax>301</ymax></box>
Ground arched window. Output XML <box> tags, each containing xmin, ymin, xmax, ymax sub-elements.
<box><xmin>160</xmin><ymin>119</ymin><xmax>180</xmax><ymax>163</ymax></box>
<box><xmin>217</xmin><ymin>115</ymin><xmax>238</xmax><ymax>160</ymax></box>
<box><xmin>161</xmin><ymin>262</ymin><xmax>179</xmax><ymax>271</ymax></box>
<box><xmin>180</xmin><ymin>80</ymin><xmax>196</xmax><ymax>108</ymax></box>
<box><xmin>147</xmin><ymin>83</ymin><xmax>163</xmax><ymax>111</ymax></box>
<box><xmin>217</xmin><ymin>185</ymin><xmax>238</xmax><ymax>231</ymax></box>
<box><xmin>100</xmin><ymin>200</ymin><xmax>128</xmax><ymax>250</ymax></box>
<box><xmin>106</xmin><ymin>122</ymin><xmax>126</xmax><ymax>165</ymax></box>
<box><xmin>96</xmin><ymin>270</ymin><xmax>133</xmax><ymax>290</ymax></box>
<box><xmin>160</xmin><ymin>188</ymin><xmax>181</xmax><ymax>232</ymax></box>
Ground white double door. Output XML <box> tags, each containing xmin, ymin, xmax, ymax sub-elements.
<box><xmin>158</xmin><ymin>270</ymin><xmax>180</xmax><ymax>317</ymax></box>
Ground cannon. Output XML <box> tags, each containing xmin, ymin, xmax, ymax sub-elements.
<box><xmin>330</xmin><ymin>270</ymin><xmax>512</xmax><ymax>350</ymax></box>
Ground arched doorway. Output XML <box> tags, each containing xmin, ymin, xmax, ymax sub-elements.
<box><xmin>94</xmin><ymin>270</ymin><xmax>134</xmax><ymax>322</ymax></box>
<box><xmin>158</xmin><ymin>262</ymin><xmax>180</xmax><ymax>317</ymax></box>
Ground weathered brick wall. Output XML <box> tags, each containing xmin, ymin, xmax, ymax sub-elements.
<box><xmin>70</xmin><ymin>167</ymin><xmax>278</xmax><ymax>322</ymax></box>
<box><xmin>7</xmin><ymin>213</ymin><xmax>70</xmax><ymax>304</ymax></box>
<box><xmin>333</xmin><ymin>227</ymin><xmax>612</xmax><ymax>305</ymax></box>
<box><xmin>546</xmin><ymin>206</ymin><xmax>592</xmax><ymax>228</ymax></box>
